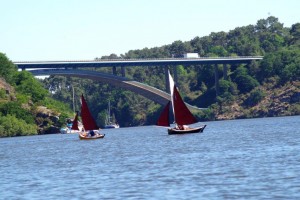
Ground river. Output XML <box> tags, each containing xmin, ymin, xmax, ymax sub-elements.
<box><xmin>0</xmin><ymin>116</ymin><xmax>299</xmax><ymax>199</ymax></box>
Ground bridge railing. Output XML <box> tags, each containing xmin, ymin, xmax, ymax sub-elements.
<box><xmin>14</xmin><ymin>56</ymin><xmax>263</xmax><ymax>64</ymax></box>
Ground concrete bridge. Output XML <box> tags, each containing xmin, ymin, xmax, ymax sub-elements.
<box><xmin>29</xmin><ymin>68</ymin><xmax>202</xmax><ymax>112</ymax></box>
<box><xmin>14</xmin><ymin>56</ymin><xmax>263</xmax><ymax>110</ymax></box>
<box><xmin>14</xmin><ymin>56</ymin><xmax>263</xmax><ymax>69</ymax></box>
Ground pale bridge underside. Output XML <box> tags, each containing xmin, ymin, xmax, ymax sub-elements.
<box><xmin>31</xmin><ymin>69</ymin><xmax>202</xmax><ymax>112</ymax></box>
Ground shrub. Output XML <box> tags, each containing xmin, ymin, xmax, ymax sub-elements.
<box><xmin>244</xmin><ymin>89</ymin><xmax>266</xmax><ymax>107</ymax></box>
<box><xmin>0</xmin><ymin>89</ymin><xmax>6</xmax><ymax>99</ymax></box>
<box><xmin>289</xmin><ymin>103</ymin><xmax>300</xmax><ymax>115</ymax></box>
<box><xmin>0</xmin><ymin>102</ymin><xmax>35</xmax><ymax>124</ymax></box>
<box><xmin>0</xmin><ymin>115</ymin><xmax>37</xmax><ymax>137</ymax></box>
<box><xmin>232</xmin><ymin>66</ymin><xmax>260</xmax><ymax>93</ymax></box>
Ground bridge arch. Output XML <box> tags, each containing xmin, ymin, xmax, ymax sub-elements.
<box><xmin>30</xmin><ymin>69</ymin><xmax>210</xmax><ymax>112</ymax></box>
<box><xmin>30</xmin><ymin>69</ymin><xmax>202</xmax><ymax>111</ymax></box>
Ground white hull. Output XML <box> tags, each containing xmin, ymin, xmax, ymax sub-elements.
<box><xmin>60</xmin><ymin>126</ymin><xmax>83</xmax><ymax>134</ymax></box>
<box><xmin>104</xmin><ymin>124</ymin><xmax>120</xmax><ymax>129</ymax></box>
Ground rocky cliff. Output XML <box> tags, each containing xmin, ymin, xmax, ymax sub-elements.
<box><xmin>216</xmin><ymin>81</ymin><xmax>300</xmax><ymax>120</ymax></box>
<box><xmin>0</xmin><ymin>78</ymin><xmax>61</xmax><ymax>134</ymax></box>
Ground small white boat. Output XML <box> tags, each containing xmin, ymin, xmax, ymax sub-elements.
<box><xmin>104</xmin><ymin>124</ymin><xmax>120</xmax><ymax>129</ymax></box>
<box><xmin>60</xmin><ymin>120</ymin><xmax>83</xmax><ymax>134</ymax></box>
<box><xmin>104</xmin><ymin>100</ymin><xmax>120</xmax><ymax>129</ymax></box>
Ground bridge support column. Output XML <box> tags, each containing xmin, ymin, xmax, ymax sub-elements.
<box><xmin>223</xmin><ymin>64</ymin><xmax>228</xmax><ymax>80</ymax></box>
<box><xmin>173</xmin><ymin>66</ymin><xmax>178</xmax><ymax>84</ymax></box>
<box><xmin>121</xmin><ymin>66</ymin><xmax>125</xmax><ymax>77</ymax></box>
<box><xmin>214</xmin><ymin>64</ymin><xmax>220</xmax><ymax>96</ymax></box>
<box><xmin>112</xmin><ymin>66</ymin><xmax>117</xmax><ymax>75</ymax></box>
<box><xmin>164</xmin><ymin>66</ymin><xmax>170</xmax><ymax>93</ymax></box>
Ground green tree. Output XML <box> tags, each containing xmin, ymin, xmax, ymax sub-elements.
<box><xmin>0</xmin><ymin>53</ymin><xmax>17</xmax><ymax>84</ymax></box>
<box><xmin>0</xmin><ymin>102</ymin><xmax>35</xmax><ymax>124</ymax></box>
<box><xmin>0</xmin><ymin>115</ymin><xmax>37</xmax><ymax>137</ymax></box>
<box><xmin>168</xmin><ymin>40</ymin><xmax>193</xmax><ymax>57</ymax></box>
<box><xmin>290</xmin><ymin>23</ymin><xmax>300</xmax><ymax>46</ymax></box>
<box><xmin>232</xmin><ymin>66</ymin><xmax>259</xmax><ymax>93</ymax></box>
<box><xmin>244</xmin><ymin>89</ymin><xmax>266</xmax><ymax>107</ymax></box>
<box><xmin>15</xmin><ymin>71</ymin><xmax>48</xmax><ymax>102</ymax></box>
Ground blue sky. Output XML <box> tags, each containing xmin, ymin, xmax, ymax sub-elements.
<box><xmin>1</xmin><ymin>0</ymin><xmax>299</xmax><ymax>61</ymax></box>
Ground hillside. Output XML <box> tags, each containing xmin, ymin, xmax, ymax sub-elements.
<box><xmin>0</xmin><ymin>53</ymin><xmax>74</xmax><ymax>137</ymax></box>
<box><xmin>216</xmin><ymin>81</ymin><xmax>300</xmax><ymax>120</ymax></box>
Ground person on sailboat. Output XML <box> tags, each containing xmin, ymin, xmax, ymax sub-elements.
<box><xmin>176</xmin><ymin>124</ymin><xmax>189</xmax><ymax>130</ymax></box>
<box><xmin>89</xmin><ymin>130</ymin><xmax>95</xmax><ymax>137</ymax></box>
<box><xmin>85</xmin><ymin>129</ymin><xmax>101</xmax><ymax>137</ymax></box>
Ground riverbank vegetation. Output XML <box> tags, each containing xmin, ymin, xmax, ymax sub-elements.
<box><xmin>0</xmin><ymin>53</ymin><xmax>73</xmax><ymax>137</ymax></box>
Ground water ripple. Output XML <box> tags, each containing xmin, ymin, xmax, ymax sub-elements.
<box><xmin>1</xmin><ymin>116</ymin><xmax>300</xmax><ymax>199</ymax></box>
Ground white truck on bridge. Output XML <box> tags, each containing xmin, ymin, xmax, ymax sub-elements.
<box><xmin>183</xmin><ymin>53</ymin><xmax>199</xmax><ymax>58</ymax></box>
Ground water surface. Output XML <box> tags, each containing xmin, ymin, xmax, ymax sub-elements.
<box><xmin>1</xmin><ymin>116</ymin><xmax>300</xmax><ymax>199</ymax></box>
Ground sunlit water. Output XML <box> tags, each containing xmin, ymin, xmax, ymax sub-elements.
<box><xmin>1</xmin><ymin>116</ymin><xmax>300</xmax><ymax>199</ymax></box>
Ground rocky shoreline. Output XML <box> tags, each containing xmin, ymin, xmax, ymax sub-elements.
<box><xmin>216</xmin><ymin>81</ymin><xmax>300</xmax><ymax>120</ymax></box>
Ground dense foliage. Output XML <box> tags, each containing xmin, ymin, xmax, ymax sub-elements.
<box><xmin>0</xmin><ymin>53</ymin><xmax>73</xmax><ymax>137</ymax></box>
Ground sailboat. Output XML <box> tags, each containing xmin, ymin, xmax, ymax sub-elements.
<box><xmin>60</xmin><ymin>117</ymin><xmax>83</xmax><ymax>134</ymax></box>
<box><xmin>60</xmin><ymin>86</ymin><xmax>83</xmax><ymax>134</ymax></box>
<box><xmin>75</xmin><ymin>94</ymin><xmax>105</xmax><ymax>140</ymax></box>
<box><xmin>156</xmin><ymin>70</ymin><xmax>206</xmax><ymax>135</ymax></box>
<box><xmin>104</xmin><ymin>100</ymin><xmax>119</xmax><ymax>129</ymax></box>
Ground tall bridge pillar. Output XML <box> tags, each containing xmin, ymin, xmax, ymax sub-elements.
<box><xmin>121</xmin><ymin>66</ymin><xmax>126</xmax><ymax>77</ymax></box>
<box><xmin>214</xmin><ymin>64</ymin><xmax>220</xmax><ymax>96</ymax></box>
<box><xmin>173</xmin><ymin>66</ymin><xmax>178</xmax><ymax>85</ymax></box>
<box><xmin>223</xmin><ymin>64</ymin><xmax>228</xmax><ymax>80</ymax></box>
<box><xmin>164</xmin><ymin>66</ymin><xmax>169</xmax><ymax>93</ymax></box>
<box><xmin>112</xmin><ymin>66</ymin><xmax>117</xmax><ymax>75</ymax></box>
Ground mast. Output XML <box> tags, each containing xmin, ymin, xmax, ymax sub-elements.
<box><xmin>168</xmin><ymin>70</ymin><xmax>176</xmax><ymax>122</ymax></box>
<box><xmin>108</xmin><ymin>100</ymin><xmax>111</xmax><ymax>124</ymax></box>
<box><xmin>168</xmin><ymin>70</ymin><xmax>197</xmax><ymax>126</ymax></box>
<box><xmin>72</xmin><ymin>85</ymin><xmax>75</xmax><ymax>113</ymax></box>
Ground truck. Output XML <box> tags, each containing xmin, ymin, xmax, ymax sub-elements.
<box><xmin>183</xmin><ymin>53</ymin><xmax>199</xmax><ymax>58</ymax></box>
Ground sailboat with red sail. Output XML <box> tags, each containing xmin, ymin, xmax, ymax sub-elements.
<box><xmin>156</xmin><ymin>70</ymin><xmax>206</xmax><ymax>135</ymax></box>
<box><xmin>75</xmin><ymin>94</ymin><xmax>105</xmax><ymax>140</ymax></box>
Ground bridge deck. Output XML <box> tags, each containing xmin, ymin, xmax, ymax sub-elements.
<box><xmin>14</xmin><ymin>56</ymin><xmax>263</xmax><ymax>69</ymax></box>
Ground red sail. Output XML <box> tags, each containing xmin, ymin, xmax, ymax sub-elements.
<box><xmin>81</xmin><ymin>94</ymin><xmax>99</xmax><ymax>130</ymax></box>
<box><xmin>156</xmin><ymin>101</ymin><xmax>170</xmax><ymax>127</ymax></box>
<box><xmin>173</xmin><ymin>86</ymin><xmax>197</xmax><ymax>125</ymax></box>
<box><xmin>71</xmin><ymin>112</ymin><xmax>79</xmax><ymax>130</ymax></box>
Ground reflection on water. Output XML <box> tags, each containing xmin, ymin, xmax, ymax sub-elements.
<box><xmin>1</xmin><ymin>116</ymin><xmax>300</xmax><ymax>199</ymax></box>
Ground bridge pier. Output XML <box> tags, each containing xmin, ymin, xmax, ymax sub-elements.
<box><xmin>214</xmin><ymin>64</ymin><xmax>220</xmax><ymax>96</ymax></box>
<box><xmin>173</xmin><ymin>66</ymin><xmax>178</xmax><ymax>85</ymax></box>
<box><xmin>113</xmin><ymin>66</ymin><xmax>117</xmax><ymax>75</ymax></box>
<box><xmin>223</xmin><ymin>64</ymin><xmax>228</xmax><ymax>80</ymax></box>
<box><xmin>121</xmin><ymin>66</ymin><xmax>125</xmax><ymax>77</ymax></box>
<box><xmin>164</xmin><ymin>66</ymin><xmax>169</xmax><ymax>93</ymax></box>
